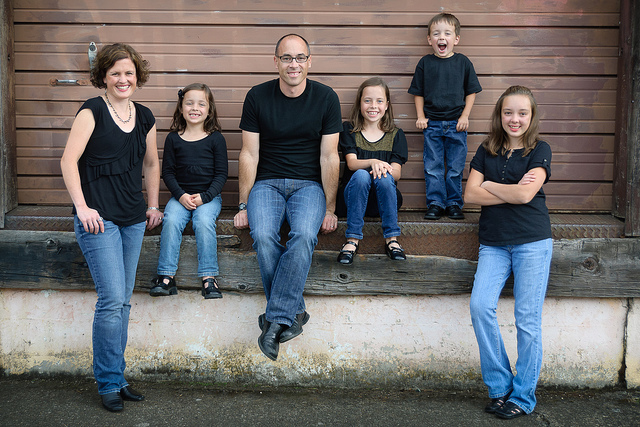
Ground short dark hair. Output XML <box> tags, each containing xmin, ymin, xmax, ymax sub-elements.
<box><xmin>90</xmin><ymin>43</ymin><xmax>150</xmax><ymax>89</ymax></box>
<box><xmin>275</xmin><ymin>34</ymin><xmax>310</xmax><ymax>56</ymax></box>
<box><xmin>428</xmin><ymin>13</ymin><xmax>461</xmax><ymax>37</ymax></box>
<box><xmin>170</xmin><ymin>83</ymin><xmax>221</xmax><ymax>134</ymax></box>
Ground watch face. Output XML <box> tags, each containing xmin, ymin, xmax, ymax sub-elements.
<box><xmin>238</xmin><ymin>203</ymin><xmax>247</xmax><ymax>211</ymax></box>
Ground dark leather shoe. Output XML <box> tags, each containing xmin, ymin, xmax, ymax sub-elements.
<box><xmin>385</xmin><ymin>240</ymin><xmax>406</xmax><ymax>260</ymax></box>
<box><xmin>258</xmin><ymin>321</ymin><xmax>285</xmax><ymax>360</ymax></box>
<box><xmin>101</xmin><ymin>392</ymin><xmax>123</xmax><ymax>412</ymax></box>
<box><xmin>279</xmin><ymin>311</ymin><xmax>310</xmax><ymax>343</ymax></box>
<box><xmin>149</xmin><ymin>275</ymin><xmax>177</xmax><ymax>297</ymax></box>
<box><xmin>424</xmin><ymin>205</ymin><xmax>444</xmax><ymax>220</ymax></box>
<box><xmin>494</xmin><ymin>401</ymin><xmax>527</xmax><ymax>419</ymax></box>
<box><xmin>120</xmin><ymin>385</ymin><xmax>144</xmax><ymax>401</ymax></box>
<box><xmin>445</xmin><ymin>205</ymin><xmax>465</xmax><ymax>220</ymax></box>
<box><xmin>337</xmin><ymin>241</ymin><xmax>358</xmax><ymax>264</ymax></box>
<box><xmin>484</xmin><ymin>393</ymin><xmax>510</xmax><ymax>413</ymax></box>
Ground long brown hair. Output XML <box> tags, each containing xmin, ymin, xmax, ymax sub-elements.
<box><xmin>90</xmin><ymin>43</ymin><xmax>150</xmax><ymax>89</ymax></box>
<box><xmin>170</xmin><ymin>83</ymin><xmax>221</xmax><ymax>134</ymax></box>
<box><xmin>348</xmin><ymin>77</ymin><xmax>396</xmax><ymax>133</ymax></box>
<box><xmin>483</xmin><ymin>85</ymin><xmax>540</xmax><ymax>156</ymax></box>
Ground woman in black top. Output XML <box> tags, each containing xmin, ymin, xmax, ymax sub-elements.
<box><xmin>464</xmin><ymin>86</ymin><xmax>553</xmax><ymax>420</ymax></box>
<box><xmin>60</xmin><ymin>43</ymin><xmax>162</xmax><ymax>412</ymax></box>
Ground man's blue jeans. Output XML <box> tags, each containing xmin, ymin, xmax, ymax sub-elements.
<box><xmin>422</xmin><ymin>120</ymin><xmax>467</xmax><ymax>209</ymax></box>
<box><xmin>157</xmin><ymin>195</ymin><xmax>222</xmax><ymax>277</ymax></box>
<box><xmin>344</xmin><ymin>169</ymin><xmax>401</xmax><ymax>239</ymax></box>
<box><xmin>74</xmin><ymin>216</ymin><xmax>146</xmax><ymax>395</ymax></box>
<box><xmin>469</xmin><ymin>238</ymin><xmax>553</xmax><ymax>414</ymax></box>
<box><xmin>247</xmin><ymin>179</ymin><xmax>325</xmax><ymax>326</ymax></box>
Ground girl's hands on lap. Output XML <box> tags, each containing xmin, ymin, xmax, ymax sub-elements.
<box><xmin>179</xmin><ymin>193</ymin><xmax>197</xmax><ymax>210</ymax></box>
<box><xmin>370</xmin><ymin>160</ymin><xmax>393</xmax><ymax>180</ymax></box>
<box><xmin>77</xmin><ymin>206</ymin><xmax>104</xmax><ymax>234</ymax></box>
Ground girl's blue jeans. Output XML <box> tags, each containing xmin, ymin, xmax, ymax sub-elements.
<box><xmin>344</xmin><ymin>169</ymin><xmax>401</xmax><ymax>239</ymax></box>
<box><xmin>157</xmin><ymin>195</ymin><xmax>222</xmax><ymax>277</ymax></box>
<box><xmin>247</xmin><ymin>179</ymin><xmax>325</xmax><ymax>326</ymax></box>
<box><xmin>469</xmin><ymin>238</ymin><xmax>553</xmax><ymax>414</ymax></box>
<box><xmin>74</xmin><ymin>216</ymin><xmax>146</xmax><ymax>395</ymax></box>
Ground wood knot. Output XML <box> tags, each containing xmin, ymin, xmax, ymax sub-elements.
<box><xmin>582</xmin><ymin>257</ymin><xmax>597</xmax><ymax>270</ymax></box>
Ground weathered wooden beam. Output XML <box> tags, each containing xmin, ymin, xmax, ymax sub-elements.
<box><xmin>1</xmin><ymin>230</ymin><xmax>639</xmax><ymax>298</ymax></box>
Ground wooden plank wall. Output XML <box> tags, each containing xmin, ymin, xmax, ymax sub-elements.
<box><xmin>12</xmin><ymin>0</ymin><xmax>620</xmax><ymax>212</ymax></box>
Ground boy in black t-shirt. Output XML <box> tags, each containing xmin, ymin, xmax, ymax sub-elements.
<box><xmin>408</xmin><ymin>12</ymin><xmax>482</xmax><ymax>220</ymax></box>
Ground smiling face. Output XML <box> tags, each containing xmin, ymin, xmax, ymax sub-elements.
<box><xmin>360</xmin><ymin>85</ymin><xmax>389</xmax><ymax>127</ymax></box>
<box><xmin>181</xmin><ymin>89</ymin><xmax>209</xmax><ymax>128</ymax></box>
<box><xmin>427</xmin><ymin>21</ymin><xmax>460</xmax><ymax>58</ymax></box>
<box><xmin>103</xmin><ymin>57</ymin><xmax>137</xmax><ymax>99</ymax></box>
<box><xmin>275</xmin><ymin>35</ymin><xmax>311</xmax><ymax>95</ymax></box>
<box><xmin>501</xmin><ymin>94</ymin><xmax>532</xmax><ymax>146</ymax></box>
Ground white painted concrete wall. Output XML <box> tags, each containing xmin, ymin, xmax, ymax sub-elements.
<box><xmin>0</xmin><ymin>289</ymin><xmax>632</xmax><ymax>388</ymax></box>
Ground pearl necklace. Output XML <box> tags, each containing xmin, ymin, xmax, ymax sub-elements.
<box><xmin>104</xmin><ymin>92</ymin><xmax>132</xmax><ymax>124</ymax></box>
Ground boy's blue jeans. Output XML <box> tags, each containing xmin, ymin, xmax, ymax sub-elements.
<box><xmin>157</xmin><ymin>195</ymin><xmax>222</xmax><ymax>278</ymax></box>
<box><xmin>247</xmin><ymin>179</ymin><xmax>325</xmax><ymax>326</ymax></box>
<box><xmin>422</xmin><ymin>120</ymin><xmax>467</xmax><ymax>209</ymax></box>
<box><xmin>74</xmin><ymin>216</ymin><xmax>146</xmax><ymax>395</ymax></box>
<box><xmin>344</xmin><ymin>169</ymin><xmax>401</xmax><ymax>239</ymax></box>
<box><xmin>469</xmin><ymin>238</ymin><xmax>553</xmax><ymax>414</ymax></box>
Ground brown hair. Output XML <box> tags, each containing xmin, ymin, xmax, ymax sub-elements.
<box><xmin>483</xmin><ymin>85</ymin><xmax>540</xmax><ymax>157</ymax></box>
<box><xmin>170</xmin><ymin>83</ymin><xmax>221</xmax><ymax>134</ymax></box>
<box><xmin>348</xmin><ymin>77</ymin><xmax>396</xmax><ymax>133</ymax></box>
<box><xmin>428</xmin><ymin>13</ymin><xmax>461</xmax><ymax>37</ymax></box>
<box><xmin>90</xmin><ymin>43</ymin><xmax>150</xmax><ymax>89</ymax></box>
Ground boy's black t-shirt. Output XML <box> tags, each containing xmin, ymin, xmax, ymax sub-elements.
<box><xmin>239</xmin><ymin>79</ymin><xmax>343</xmax><ymax>183</ymax></box>
<box><xmin>408</xmin><ymin>53</ymin><xmax>482</xmax><ymax>121</ymax></box>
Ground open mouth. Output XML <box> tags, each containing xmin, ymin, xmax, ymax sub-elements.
<box><xmin>437</xmin><ymin>42</ymin><xmax>447</xmax><ymax>54</ymax></box>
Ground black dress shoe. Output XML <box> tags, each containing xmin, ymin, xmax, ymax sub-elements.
<box><xmin>101</xmin><ymin>392</ymin><xmax>124</xmax><ymax>412</ymax></box>
<box><xmin>120</xmin><ymin>385</ymin><xmax>144</xmax><ymax>401</ymax></box>
<box><xmin>494</xmin><ymin>401</ymin><xmax>527</xmax><ymax>419</ymax></box>
<box><xmin>149</xmin><ymin>275</ymin><xmax>177</xmax><ymax>297</ymax></box>
<box><xmin>484</xmin><ymin>393</ymin><xmax>510</xmax><ymax>413</ymax></box>
<box><xmin>279</xmin><ymin>311</ymin><xmax>310</xmax><ymax>343</ymax></box>
<box><xmin>445</xmin><ymin>205</ymin><xmax>465</xmax><ymax>220</ymax></box>
<box><xmin>337</xmin><ymin>241</ymin><xmax>358</xmax><ymax>264</ymax></box>
<box><xmin>424</xmin><ymin>205</ymin><xmax>444</xmax><ymax>220</ymax></box>
<box><xmin>258</xmin><ymin>321</ymin><xmax>285</xmax><ymax>360</ymax></box>
<box><xmin>385</xmin><ymin>240</ymin><xmax>406</xmax><ymax>260</ymax></box>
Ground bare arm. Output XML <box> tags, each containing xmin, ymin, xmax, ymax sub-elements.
<box><xmin>233</xmin><ymin>130</ymin><xmax>260</xmax><ymax>229</ymax></box>
<box><xmin>456</xmin><ymin>93</ymin><xmax>476</xmax><ymax>132</ymax></box>
<box><xmin>142</xmin><ymin>124</ymin><xmax>163</xmax><ymax>230</ymax></box>
<box><xmin>320</xmin><ymin>132</ymin><xmax>340</xmax><ymax>234</ymax></box>
<box><xmin>414</xmin><ymin>95</ymin><xmax>429</xmax><ymax>129</ymax></box>
<box><xmin>464</xmin><ymin>167</ymin><xmax>547</xmax><ymax>206</ymax></box>
<box><xmin>60</xmin><ymin>109</ymin><xmax>104</xmax><ymax>234</ymax></box>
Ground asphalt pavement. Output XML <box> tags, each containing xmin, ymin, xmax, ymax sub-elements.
<box><xmin>1</xmin><ymin>376</ymin><xmax>639</xmax><ymax>426</ymax></box>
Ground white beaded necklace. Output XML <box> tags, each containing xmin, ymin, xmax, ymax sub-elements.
<box><xmin>104</xmin><ymin>91</ymin><xmax>132</xmax><ymax>124</ymax></box>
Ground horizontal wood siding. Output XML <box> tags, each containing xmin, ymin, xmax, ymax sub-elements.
<box><xmin>13</xmin><ymin>0</ymin><xmax>620</xmax><ymax>212</ymax></box>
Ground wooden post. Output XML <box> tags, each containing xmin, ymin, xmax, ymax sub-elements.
<box><xmin>0</xmin><ymin>0</ymin><xmax>17</xmax><ymax>228</ymax></box>
<box><xmin>626</xmin><ymin>0</ymin><xmax>640</xmax><ymax>236</ymax></box>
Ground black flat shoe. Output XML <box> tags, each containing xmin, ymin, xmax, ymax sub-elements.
<box><xmin>424</xmin><ymin>205</ymin><xmax>444</xmax><ymax>220</ymax></box>
<box><xmin>484</xmin><ymin>393</ymin><xmax>510</xmax><ymax>413</ymax></box>
<box><xmin>279</xmin><ymin>311</ymin><xmax>310</xmax><ymax>343</ymax></box>
<box><xmin>385</xmin><ymin>240</ymin><xmax>406</xmax><ymax>260</ymax></box>
<box><xmin>101</xmin><ymin>392</ymin><xmax>123</xmax><ymax>412</ymax></box>
<box><xmin>149</xmin><ymin>275</ymin><xmax>177</xmax><ymax>297</ymax></box>
<box><xmin>445</xmin><ymin>205</ymin><xmax>465</xmax><ymax>220</ymax></box>
<box><xmin>494</xmin><ymin>401</ymin><xmax>527</xmax><ymax>419</ymax></box>
<box><xmin>202</xmin><ymin>277</ymin><xmax>222</xmax><ymax>299</ymax></box>
<box><xmin>337</xmin><ymin>241</ymin><xmax>358</xmax><ymax>264</ymax></box>
<box><xmin>120</xmin><ymin>385</ymin><xmax>144</xmax><ymax>402</ymax></box>
<box><xmin>258</xmin><ymin>320</ymin><xmax>285</xmax><ymax>360</ymax></box>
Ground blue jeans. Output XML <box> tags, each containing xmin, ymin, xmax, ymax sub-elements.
<box><xmin>423</xmin><ymin>120</ymin><xmax>467</xmax><ymax>209</ymax></box>
<box><xmin>74</xmin><ymin>216</ymin><xmax>146</xmax><ymax>395</ymax></box>
<box><xmin>469</xmin><ymin>238</ymin><xmax>553</xmax><ymax>414</ymax></box>
<box><xmin>247</xmin><ymin>179</ymin><xmax>325</xmax><ymax>326</ymax></box>
<box><xmin>157</xmin><ymin>195</ymin><xmax>222</xmax><ymax>277</ymax></box>
<box><xmin>344</xmin><ymin>169</ymin><xmax>401</xmax><ymax>239</ymax></box>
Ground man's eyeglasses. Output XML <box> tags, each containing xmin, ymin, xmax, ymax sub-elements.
<box><xmin>277</xmin><ymin>54</ymin><xmax>309</xmax><ymax>64</ymax></box>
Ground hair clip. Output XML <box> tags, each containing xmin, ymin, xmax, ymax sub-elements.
<box><xmin>178</xmin><ymin>89</ymin><xmax>184</xmax><ymax>99</ymax></box>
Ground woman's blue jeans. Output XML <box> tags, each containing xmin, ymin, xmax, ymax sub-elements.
<box><xmin>74</xmin><ymin>216</ymin><xmax>146</xmax><ymax>395</ymax></box>
<box><xmin>422</xmin><ymin>120</ymin><xmax>467</xmax><ymax>209</ymax></box>
<box><xmin>469</xmin><ymin>238</ymin><xmax>553</xmax><ymax>414</ymax></box>
<box><xmin>247</xmin><ymin>179</ymin><xmax>325</xmax><ymax>326</ymax></box>
<box><xmin>157</xmin><ymin>195</ymin><xmax>222</xmax><ymax>277</ymax></box>
<box><xmin>344</xmin><ymin>169</ymin><xmax>401</xmax><ymax>239</ymax></box>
